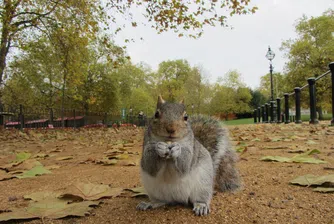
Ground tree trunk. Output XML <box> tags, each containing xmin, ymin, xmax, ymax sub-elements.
<box><xmin>316</xmin><ymin>106</ymin><xmax>324</xmax><ymax>120</ymax></box>
<box><xmin>0</xmin><ymin>1</ymin><xmax>14</xmax><ymax>102</ymax></box>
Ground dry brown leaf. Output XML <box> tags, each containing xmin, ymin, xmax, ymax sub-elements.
<box><xmin>59</xmin><ymin>182</ymin><xmax>123</xmax><ymax>201</ymax></box>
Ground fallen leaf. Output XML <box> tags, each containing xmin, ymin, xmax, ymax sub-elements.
<box><xmin>125</xmin><ymin>186</ymin><xmax>148</xmax><ymax>197</ymax></box>
<box><xmin>96</xmin><ymin>158</ymin><xmax>118</xmax><ymax>165</ymax></box>
<box><xmin>288</xmin><ymin>150</ymin><xmax>306</xmax><ymax>154</ymax></box>
<box><xmin>24</xmin><ymin>191</ymin><xmax>60</xmax><ymax>201</ymax></box>
<box><xmin>260</xmin><ymin>154</ymin><xmax>326</xmax><ymax>164</ymax></box>
<box><xmin>0</xmin><ymin>170</ymin><xmax>13</xmax><ymax>181</ymax></box>
<box><xmin>260</xmin><ymin>156</ymin><xmax>291</xmax><ymax>163</ymax></box>
<box><xmin>271</xmin><ymin>138</ymin><xmax>281</xmax><ymax>142</ymax></box>
<box><xmin>59</xmin><ymin>182</ymin><xmax>123</xmax><ymax>201</ymax></box>
<box><xmin>0</xmin><ymin>198</ymin><xmax>99</xmax><ymax>221</ymax></box>
<box><xmin>33</xmin><ymin>154</ymin><xmax>48</xmax><ymax>159</ymax></box>
<box><xmin>306</xmin><ymin>140</ymin><xmax>317</xmax><ymax>145</ymax></box>
<box><xmin>264</xmin><ymin>146</ymin><xmax>288</xmax><ymax>150</ymax></box>
<box><xmin>290</xmin><ymin>174</ymin><xmax>334</xmax><ymax>186</ymax></box>
<box><xmin>123</xmin><ymin>143</ymin><xmax>134</xmax><ymax>147</ymax></box>
<box><xmin>44</xmin><ymin>165</ymin><xmax>61</xmax><ymax>170</ymax></box>
<box><xmin>16</xmin><ymin>166</ymin><xmax>51</xmax><ymax>179</ymax></box>
<box><xmin>12</xmin><ymin>152</ymin><xmax>31</xmax><ymax>163</ymax></box>
<box><xmin>313</xmin><ymin>187</ymin><xmax>334</xmax><ymax>193</ymax></box>
<box><xmin>8</xmin><ymin>159</ymin><xmax>42</xmax><ymax>172</ymax></box>
<box><xmin>109</xmin><ymin>154</ymin><xmax>129</xmax><ymax>160</ymax></box>
<box><xmin>251</xmin><ymin>138</ymin><xmax>261</xmax><ymax>142</ymax></box>
<box><xmin>55</xmin><ymin>156</ymin><xmax>73</xmax><ymax>161</ymax></box>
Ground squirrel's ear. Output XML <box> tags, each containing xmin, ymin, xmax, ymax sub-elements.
<box><xmin>157</xmin><ymin>95</ymin><xmax>165</xmax><ymax>107</ymax></box>
<box><xmin>179</xmin><ymin>98</ymin><xmax>184</xmax><ymax>104</ymax></box>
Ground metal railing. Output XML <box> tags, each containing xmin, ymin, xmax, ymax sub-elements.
<box><xmin>253</xmin><ymin>62</ymin><xmax>334</xmax><ymax>126</ymax></box>
<box><xmin>0</xmin><ymin>105</ymin><xmax>149</xmax><ymax>130</ymax></box>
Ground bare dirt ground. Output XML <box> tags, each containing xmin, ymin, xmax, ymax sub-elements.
<box><xmin>0</xmin><ymin>123</ymin><xmax>333</xmax><ymax>224</ymax></box>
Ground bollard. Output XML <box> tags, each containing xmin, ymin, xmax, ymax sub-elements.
<box><xmin>265</xmin><ymin>103</ymin><xmax>269</xmax><ymax>123</ymax></box>
<box><xmin>284</xmin><ymin>93</ymin><xmax>290</xmax><ymax>124</ymax></box>
<box><xmin>49</xmin><ymin>108</ymin><xmax>54</xmax><ymax>127</ymax></box>
<box><xmin>73</xmin><ymin>109</ymin><xmax>76</xmax><ymax>128</ymax></box>
<box><xmin>273</xmin><ymin>102</ymin><xmax>277</xmax><ymax>123</ymax></box>
<box><xmin>19</xmin><ymin>104</ymin><xmax>24</xmax><ymax>130</ymax></box>
<box><xmin>254</xmin><ymin>109</ymin><xmax>257</xmax><ymax>123</ymax></box>
<box><xmin>0</xmin><ymin>103</ymin><xmax>3</xmax><ymax>126</ymax></box>
<box><xmin>270</xmin><ymin>101</ymin><xmax>274</xmax><ymax>123</ymax></box>
<box><xmin>294</xmin><ymin>87</ymin><xmax>302</xmax><ymax>124</ymax></box>
<box><xmin>307</xmin><ymin>78</ymin><xmax>319</xmax><ymax>124</ymax></box>
<box><xmin>270</xmin><ymin>101</ymin><xmax>275</xmax><ymax>123</ymax></box>
<box><xmin>261</xmin><ymin>105</ymin><xmax>265</xmax><ymax>123</ymax></box>
<box><xmin>257</xmin><ymin>107</ymin><xmax>261</xmax><ymax>123</ymax></box>
<box><xmin>276</xmin><ymin>98</ymin><xmax>281</xmax><ymax>123</ymax></box>
<box><xmin>329</xmin><ymin>62</ymin><xmax>334</xmax><ymax>126</ymax></box>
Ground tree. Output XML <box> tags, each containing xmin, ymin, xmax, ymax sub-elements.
<box><xmin>250</xmin><ymin>89</ymin><xmax>267</xmax><ymax>109</ymax></box>
<box><xmin>259</xmin><ymin>72</ymin><xmax>287</xmax><ymax>100</ymax></box>
<box><xmin>281</xmin><ymin>10</ymin><xmax>334</xmax><ymax>118</ymax></box>
<box><xmin>105</xmin><ymin>1</ymin><xmax>257</xmax><ymax>38</ymax></box>
<box><xmin>0</xmin><ymin>0</ymin><xmax>103</xmax><ymax>92</ymax></box>
<box><xmin>156</xmin><ymin>59</ymin><xmax>192</xmax><ymax>102</ymax></box>
<box><xmin>210</xmin><ymin>70</ymin><xmax>251</xmax><ymax>119</ymax></box>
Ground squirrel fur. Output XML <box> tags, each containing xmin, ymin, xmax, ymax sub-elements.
<box><xmin>137</xmin><ymin>95</ymin><xmax>241</xmax><ymax>216</ymax></box>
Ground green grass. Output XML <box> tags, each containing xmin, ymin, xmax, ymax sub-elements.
<box><xmin>221</xmin><ymin>114</ymin><xmax>333</xmax><ymax>126</ymax></box>
<box><xmin>222</xmin><ymin>118</ymin><xmax>254</xmax><ymax>126</ymax></box>
<box><xmin>300</xmin><ymin>114</ymin><xmax>332</xmax><ymax>121</ymax></box>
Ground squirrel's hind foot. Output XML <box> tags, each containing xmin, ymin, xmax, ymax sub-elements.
<box><xmin>193</xmin><ymin>202</ymin><xmax>210</xmax><ymax>216</ymax></box>
<box><xmin>136</xmin><ymin>201</ymin><xmax>166</xmax><ymax>211</ymax></box>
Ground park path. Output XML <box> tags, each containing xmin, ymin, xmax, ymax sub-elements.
<box><xmin>0</xmin><ymin>123</ymin><xmax>333</xmax><ymax>223</ymax></box>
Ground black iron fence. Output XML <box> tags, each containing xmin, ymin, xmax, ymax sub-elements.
<box><xmin>0</xmin><ymin>105</ymin><xmax>149</xmax><ymax>130</ymax></box>
<box><xmin>253</xmin><ymin>62</ymin><xmax>334</xmax><ymax>126</ymax></box>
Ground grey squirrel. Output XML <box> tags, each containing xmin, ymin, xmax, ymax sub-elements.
<box><xmin>137</xmin><ymin>95</ymin><xmax>241</xmax><ymax>216</ymax></box>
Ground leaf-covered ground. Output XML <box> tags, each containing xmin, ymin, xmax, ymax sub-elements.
<box><xmin>0</xmin><ymin>123</ymin><xmax>333</xmax><ymax>223</ymax></box>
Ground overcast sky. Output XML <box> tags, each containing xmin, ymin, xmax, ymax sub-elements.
<box><xmin>113</xmin><ymin>0</ymin><xmax>333</xmax><ymax>89</ymax></box>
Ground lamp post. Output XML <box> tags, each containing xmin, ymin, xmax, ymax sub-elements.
<box><xmin>266</xmin><ymin>46</ymin><xmax>276</xmax><ymax>122</ymax></box>
<box><xmin>265</xmin><ymin>46</ymin><xmax>275</xmax><ymax>101</ymax></box>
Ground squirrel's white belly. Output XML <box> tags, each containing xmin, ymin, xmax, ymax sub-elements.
<box><xmin>141</xmin><ymin>163</ymin><xmax>207</xmax><ymax>204</ymax></box>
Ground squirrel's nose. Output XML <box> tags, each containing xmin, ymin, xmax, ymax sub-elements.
<box><xmin>166</xmin><ymin>127</ymin><xmax>176</xmax><ymax>134</ymax></box>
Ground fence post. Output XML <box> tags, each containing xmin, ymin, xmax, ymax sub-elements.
<box><xmin>329</xmin><ymin>62</ymin><xmax>334</xmax><ymax>126</ymax></box>
<box><xmin>276</xmin><ymin>98</ymin><xmax>281</xmax><ymax>123</ymax></box>
<box><xmin>294</xmin><ymin>87</ymin><xmax>302</xmax><ymax>124</ymax></box>
<box><xmin>19</xmin><ymin>104</ymin><xmax>24</xmax><ymax>130</ymax></box>
<box><xmin>261</xmin><ymin>105</ymin><xmax>265</xmax><ymax>123</ymax></box>
<box><xmin>49</xmin><ymin>108</ymin><xmax>54</xmax><ymax>127</ymax></box>
<box><xmin>307</xmin><ymin>78</ymin><xmax>319</xmax><ymax>124</ymax></box>
<box><xmin>265</xmin><ymin>103</ymin><xmax>269</xmax><ymax>123</ymax></box>
<box><xmin>0</xmin><ymin>103</ymin><xmax>3</xmax><ymax>126</ymax></box>
<box><xmin>104</xmin><ymin>112</ymin><xmax>108</xmax><ymax>127</ymax></box>
<box><xmin>270</xmin><ymin>101</ymin><xmax>274</xmax><ymax>123</ymax></box>
<box><xmin>257</xmin><ymin>107</ymin><xmax>261</xmax><ymax>123</ymax></box>
<box><xmin>253</xmin><ymin>109</ymin><xmax>257</xmax><ymax>123</ymax></box>
<box><xmin>284</xmin><ymin>93</ymin><xmax>290</xmax><ymax>124</ymax></box>
<box><xmin>73</xmin><ymin>109</ymin><xmax>76</xmax><ymax>128</ymax></box>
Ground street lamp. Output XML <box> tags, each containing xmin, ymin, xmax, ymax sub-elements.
<box><xmin>265</xmin><ymin>46</ymin><xmax>275</xmax><ymax>101</ymax></box>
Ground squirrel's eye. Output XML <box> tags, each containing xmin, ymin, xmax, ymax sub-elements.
<box><xmin>184</xmin><ymin>114</ymin><xmax>188</xmax><ymax>121</ymax></box>
<box><xmin>155</xmin><ymin>111</ymin><xmax>160</xmax><ymax>119</ymax></box>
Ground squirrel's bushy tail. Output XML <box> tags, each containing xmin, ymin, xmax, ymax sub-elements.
<box><xmin>190</xmin><ymin>114</ymin><xmax>241</xmax><ymax>192</ymax></box>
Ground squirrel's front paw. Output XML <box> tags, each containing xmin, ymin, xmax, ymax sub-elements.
<box><xmin>168</xmin><ymin>142</ymin><xmax>181</xmax><ymax>159</ymax></box>
<box><xmin>155</xmin><ymin>142</ymin><xmax>169</xmax><ymax>158</ymax></box>
<box><xmin>193</xmin><ymin>202</ymin><xmax>210</xmax><ymax>216</ymax></box>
